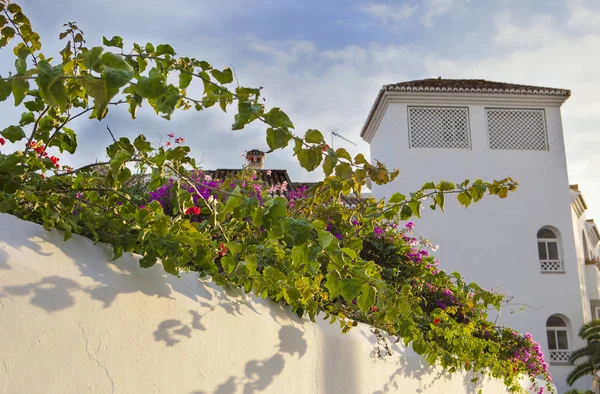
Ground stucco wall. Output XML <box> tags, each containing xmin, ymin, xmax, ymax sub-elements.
<box><xmin>369</xmin><ymin>97</ymin><xmax>592</xmax><ymax>393</ymax></box>
<box><xmin>0</xmin><ymin>213</ymin><xmax>543</xmax><ymax>394</ymax></box>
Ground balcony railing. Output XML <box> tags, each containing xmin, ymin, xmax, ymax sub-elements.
<box><xmin>549</xmin><ymin>350</ymin><xmax>571</xmax><ymax>364</ymax></box>
<box><xmin>540</xmin><ymin>260</ymin><xmax>564</xmax><ymax>273</ymax></box>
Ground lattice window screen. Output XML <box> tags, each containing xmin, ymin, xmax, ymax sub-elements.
<box><xmin>408</xmin><ymin>107</ymin><xmax>471</xmax><ymax>149</ymax></box>
<box><xmin>486</xmin><ymin>109</ymin><xmax>548</xmax><ymax>151</ymax></box>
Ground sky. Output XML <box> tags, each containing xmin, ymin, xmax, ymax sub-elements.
<box><xmin>1</xmin><ymin>0</ymin><xmax>600</xmax><ymax>220</ymax></box>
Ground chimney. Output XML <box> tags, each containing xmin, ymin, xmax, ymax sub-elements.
<box><xmin>245</xmin><ymin>149</ymin><xmax>265</xmax><ymax>169</ymax></box>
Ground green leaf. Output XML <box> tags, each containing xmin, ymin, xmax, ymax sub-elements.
<box><xmin>318</xmin><ymin>230</ymin><xmax>336</xmax><ymax>250</ymax></box>
<box><xmin>11</xmin><ymin>78</ymin><xmax>28</xmax><ymax>106</ymax></box>
<box><xmin>388</xmin><ymin>192</ymin><xmax>406</xmax><ymax>203</ymax></box>
<box><xmin>101</xmin><ymin>52</ymin><xmax>134</xmax><ymax>88</ymax></box>
<box><xmin>19</xmin><ymin>111</ymin><xmax>34</xmax><ymax>126</ymax></box>
<box><xmin>133</xmin><ymin>134</ymin><xmax>152</xmax><ymax>154</ymax></box>
<box><xmin>23</xmin><ymin>98</ymin><xmax>44</xmax><ymax>112</ymax></box>
<box><xmin>335</xmin><ymin>162</ymin><xmax>353</xmax><ymax>180</ymax></box>
<box><xmin>437</xmin><ymin>180</ymin><xmax>456</xmax><ymax>191</ymax></box>
<box><xmin>221</xmin><ymin>255</ymin><xmax>236</xmax><ymax>274</ymax></box>
<box><xmin>263</xmin><ymin>108</ymin><xmax>294</xmax><ymax>129</ymax></box>
<box><xmin>457</xmin><ymin>191</ymin><xmax>472</xmax><ymax>207</ymax></box>
<box><xmin>102</xmin><ymin>35</ymin><xmax>123</xmax><ymax>49</ymax></box>
<box><xmin>1</xmin><ymin>125</ymin><xmax>25</xmax><ymax>142</ymax></box>
<box><xmin>136</xmin><ymin>69</ymin><xmax>165</xmax><ymax>99</ymax></box>
<box><xmin>305</xmin><ymin>129</ymin><xmax>324</xmax><ymax>144</ymax></box>
<box><xmin>83</xmin><ymin>46</ymin><xmax>104</xmax><ymax>71</ymax></box>
<box><xmin>297</xmin><ymin>148</ymin><xmax>322</xmax><ymax>172</ymax></box>
<box><xmin>81</xmin><ymin>75</ymin><xmax>115</xmax><ymax>120</ymax></box>
<box><xmin>15</xmin><ymin>57</ymin><xmax>26</xmax><ymax>74</ymax></box>
<box><xmin>266</xmin><ymin>127</ymin><xmax>291</xmax><ymax>151</ymax></box>
<box><xmin>357</xmin><ymin>284</ymin><xmax>376</xmax><ymax>313</ymax></box>
<box><xmin>354</xmin><ymin>153</ymin><xmax>367</xmax><ymax>165</ymax></box>
<box><xmin>36</xmin><ymin>60</ymin><xmax>67</xmax><ymax>110</ymax></box>
<box><xmin>335</xmin><ymin>148</ymin><xmax>352</xmax><ymax>162</ymax></box>
<box><xmin>156</xmin><ymin>44</ymin><xmax>175</xmax><ymax>56</ymax></box>
<box><xmin>48</xmin><ymin>127</ymin><xmax>77</xmax><ymax>154</ymax></box>
<box><xmin>339</xmin><ymin>278</ymin><xmax>362</xmax><ymax>303</ymax></box>
<box><xmin>325</xmin><ymin>269</ymin><xmax>341</xmax><ymax>299</ymax></box>
<box><xmin>283</xmin><ymin>218</ymin><xmax>312</xmax><ymax>246</ymax></box>
<box><xmin>178</xmin><ymin>71</ymin><xmax>192</xmax><ymax>89</ymax></box>
<box><xmin>0</xmin><ymin>78</ymin><xmax>11</xmax><ymax>102</ymax></box>
<box><xmin>263</xmin><ymin>266</ymin><xmax>286</xmax><ymax>284</ymax></box>
<box><xmin>210</xmin><ymin>67</ymin><xmax>233</xmax><ymax>84</ymax></box>
<box><xmin>283</xmin><ymin>286</ymin><xmax>300</xmax><ymax>304</ymax></box>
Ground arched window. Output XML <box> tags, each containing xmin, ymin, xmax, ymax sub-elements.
<box><xmin>538</xmin><ymin>228</ymin><xmax>563</xmax><ymax>272</ymax></box>
<box><xmin>546</xmin><ymin>315</ymin><xmax>571</xmax><ymax>364</ymax></box>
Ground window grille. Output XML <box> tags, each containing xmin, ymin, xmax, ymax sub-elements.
<box><xmin>486</xmin><ymin>108</ymin><xmax>548</xmax><ymax>151</ymax></box>
<box><xmin>546</xmin><ymin>316</ymin><xmax>571</xmax><ymax>364</ymax></box>
<box><xmin>408</xmin><ymin>107</ymin><xmax>471</xmax><ymax>149</ymax></box>
<box><xmin>538</xmin><ymin>228</ymin><xmax>563</xmax><ymax>272</ymax></box>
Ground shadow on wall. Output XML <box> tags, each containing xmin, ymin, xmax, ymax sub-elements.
<box><xmin>0</xmin><ymin>246</ymin><xmax>10</xmax><ymax>270</ymax></box>
<box><xmin>367</xmin><ymin>329</ymin><xmax>448</xmax><ymax>394</ymax></box>
<box><xmin>189</xmin><ymin>325</ymin><xmax>308</xmax><ymax>394</ymax></box>
<box><xmin>0</xmin><ymin>215</ymin><xmax>259</xmax><ymax>324</ymax></box>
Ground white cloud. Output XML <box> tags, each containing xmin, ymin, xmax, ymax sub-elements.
<box><xmin>360</xmin><ymin>2</ymin><xmax>418</xmax><ymax>25</ymax></box>
<box><xmin>493</xmin><ymin>12</ymin><xmax>562</xmax><ymax>48</ymax></box>
<box><xmin>421</xmin><ymin>0</ymin><xmax>470</xmax><ymax>27</ymax></box>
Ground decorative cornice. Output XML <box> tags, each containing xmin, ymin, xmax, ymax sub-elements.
<box><xmin>361</xmin><ymin>88</ymin><xmax>571</xmax><ymax>143</ymax></box>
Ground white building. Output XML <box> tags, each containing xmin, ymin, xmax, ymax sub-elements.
<box><xmin>361</xmin><ymin>79</ymin><xmax>600</xmax><ymax>394</ymax></box>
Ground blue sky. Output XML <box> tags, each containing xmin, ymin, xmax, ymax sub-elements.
<box><xmin>2</xmin><ymin>0</ymin><xmax>600</xmax><ymax>219</ymax></box>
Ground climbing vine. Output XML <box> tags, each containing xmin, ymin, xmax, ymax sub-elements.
<box><xmin>0</xmin><ymin>2</ymin><xmax>550</xmax><ymax>392</ymax></box>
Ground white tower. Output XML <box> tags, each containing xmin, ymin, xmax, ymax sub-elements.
<box><xmin>361</xmin><ymin>78</ymin><xmax>592</xmax><ymax>393</ymax></box>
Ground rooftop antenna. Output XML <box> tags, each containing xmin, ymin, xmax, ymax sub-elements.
<box><xmin>331</xmin><ymin>130</ymin><xmax>357</xmax><ymax>149</ymax></box>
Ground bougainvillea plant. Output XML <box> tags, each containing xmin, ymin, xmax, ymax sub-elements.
<box><xmin>0</xmin><ymin>2</ymin><xmax>550</xmax><ymax>392</ymax></box>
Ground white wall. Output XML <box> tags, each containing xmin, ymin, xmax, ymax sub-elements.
<box><xmin>0</xmin><ymin>213</ymin><xmax>544</xmax><ymax>394</ymax></box>
<box><xmin>369</xmin><ymin>95</ymin><xmax>591</xmax><ymax>393</ymax></box>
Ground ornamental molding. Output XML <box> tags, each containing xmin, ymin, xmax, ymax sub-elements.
<box><xmin>361</xmin><ymin>90</ymin><xmax>569</xmax><ymax>143</ymax></box>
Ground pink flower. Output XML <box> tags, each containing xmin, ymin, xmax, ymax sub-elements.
<box><xmin>167</xmin><ymin>133</ymin><xmax>175</xmax><ymax>138</ymax></box>
<box><xmin>266</xmin><ymin>170</ymin><xmax>271</xmax><ymax>175</ymax></box>
<box><xmin>0</xmin><ymin>137</ymin><xmax>5</xmax><ymax>146</ymax></box>
<box><xmin>432</xmin><ymin>245</ymin><xmax>439</xmax><ymax>251</ymax></box>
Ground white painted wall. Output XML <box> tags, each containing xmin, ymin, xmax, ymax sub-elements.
<box><xmin>368</xmin><ymin>93</ymin><xmax>592</xmax><ymax>393</ymax></box>
<box><xmin>0</xmin><ymin>213</ymin><xmax>546</xmax><ymax>394</ymax></box>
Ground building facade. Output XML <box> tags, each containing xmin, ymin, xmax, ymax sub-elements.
<box><xmin>361</xmin><ymin>79</ymin><xmax>600</xmax><ymax>393</ymax></box>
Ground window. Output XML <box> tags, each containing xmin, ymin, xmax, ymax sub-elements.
<box><xmin>486</xmin><ymin>108</ymin><xmax>548</xmax><ymax>151</ymax></box>
<box><xmin>595</xmin><ymin>307</ymin><xmax>600</xmax><ymax>320</ymax></box>
<box><xmin>538</xmin><ymin>228</ymin><xmax>563</xmax><ymax>272</ymax></box>
<box><xmin>407</xmin><ymin>106</ymin><xmax>471</xmax><ymax>149</ymax></box>
<box><xmin>546</xmin><ymin>315</ymin><xmax>571</xmax><ymax>364</ymax></box>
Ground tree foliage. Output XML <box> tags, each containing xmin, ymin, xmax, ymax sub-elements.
<box><xmin>568</xmin><ymin>319</ymin><xmax>600</xmax><ymax>387</ymax></box>
<box><xmin>0</xmin><ymin>2</ymin><xmax>550</xmax><ymax>392</ymax></box>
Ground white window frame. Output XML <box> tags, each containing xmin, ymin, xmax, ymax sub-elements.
<box><xmin>595</xmin><ymin>307</ymin><xmax>600</xmax><ymax>320</ymax></box>
<box><xmin>538</xmin><ymin>228</ymin><xmax>563</xmax><ymax>273</ymax></box>
<box><xmin>547</xmin><ymin>316</ymin><xmax>571</xmax><ymax>364</ymax></box>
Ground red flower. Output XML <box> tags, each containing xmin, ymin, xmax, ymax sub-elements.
<box><xmin>29</xmin><ymin>140</ymin><xmax>36</xmax><ymax>147</ymax></box>
<box><xmin>321</xmin><ymin>143</ymin><xmax>330</xmax><ymax>152</ymax></box>
<box><xmin>49</xmin><ymin>156</ymin><xmax>59</xmax><ymax>165</ymax></box>
<box><xmin>185</xmin><ymin>206</ymin><xmax>201</xmax><ymax>215</ymax></box>
<box><xmin>371</xmin><ymin>306</ymin><xmax>378</xmax><ymax>312</ymax></box>
<box><xmin>433</xmin><ymin>318</ymin><xmax>440</xmax><ymax>324</ymax></box>
<box><xmin>218</xmin><ymin>243</ymin><xmax>227</xmax><ymax>257</ymax></box>
<box><xmin>0</xmin><ymin>137</ymin><xmax>5</xmax><ymax>146</ymax></box>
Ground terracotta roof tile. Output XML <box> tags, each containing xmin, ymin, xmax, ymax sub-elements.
<box><xmin>384</xmin><ymin>79</ymin><xmax>570</xmax><ymax>96</ymax></box>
